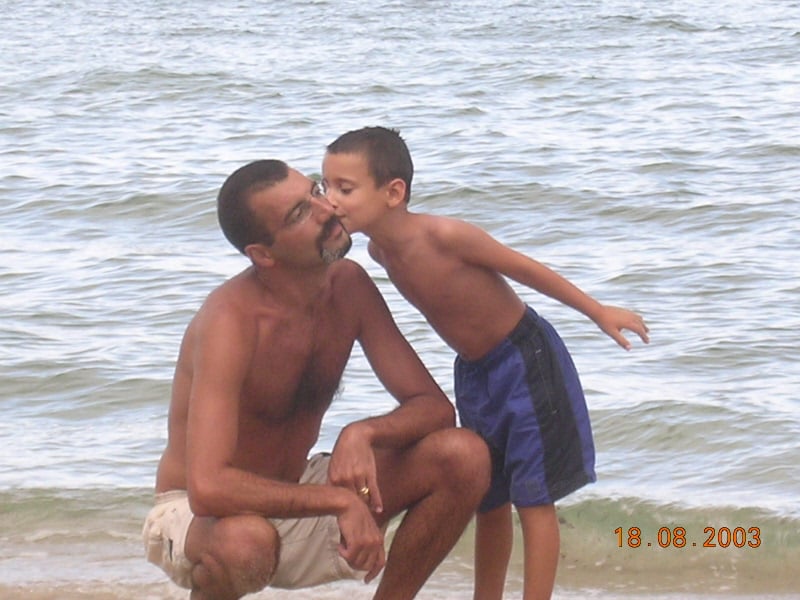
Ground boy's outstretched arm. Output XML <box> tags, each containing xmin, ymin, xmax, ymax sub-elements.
<box><xmin>451</xmin><ymin>218</ymin><xmax>650</xmax><ymax>349</ymax></box>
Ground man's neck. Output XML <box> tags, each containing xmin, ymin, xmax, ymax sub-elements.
<box><xmin>251</xmin><ymin>264</ymin><xmax>331</xmax><ymax>313</ymax></box>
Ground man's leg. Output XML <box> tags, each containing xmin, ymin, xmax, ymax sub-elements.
<box><xmin>473</xmin><ymin>502</ymin><xmax>512</xmax><ymax>600</ymax></box>
<box><xmin>518</xmin><ymin>504</ymin><xmax>559</xmax><ymax>600</ymax></box>
<box><xmin>372</xmin><ymin>427</ymin><xmax>490</xmax><ymax>600</ymax></box>
<box><xmin>185</xmin><ymin>514</ymin><xmax>280</xmax><ymax>600</ymax></box>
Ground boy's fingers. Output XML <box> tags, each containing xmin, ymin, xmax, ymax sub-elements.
<box><xmin>606</xmin><ymin>326</ymin><xmax>631</xmax><ymax>350</ymax></box>
<box><xmin>631</xmin><ymin>320</ymin><xmax>650</xmax><ymax>343</ymax></box>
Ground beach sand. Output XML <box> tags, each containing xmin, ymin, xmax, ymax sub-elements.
<box><xmin>2</xmin><ymin>550</ymin><xmax>797</xmax><ymax>600</ymax></box>
<box><xmin>0</xmin><ymin>581</ymin><xmax>796</xmax><ymax>600</ymax></box>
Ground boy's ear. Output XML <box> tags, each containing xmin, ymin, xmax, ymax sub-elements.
<box><xmin>244</xmin><ymin>243</ymin><xmax>276</xmax><ymax>268</ymax></box>
<box><xmin>385</xmin><ymin>178</ymin><xmax>407</xmax><ymax>208</ymax></box>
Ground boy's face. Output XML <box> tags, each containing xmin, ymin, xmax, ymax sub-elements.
<box><xmin>322</xmin><ymin>151</ymin><xmax>388</xmax><ymax>234</ymax></box>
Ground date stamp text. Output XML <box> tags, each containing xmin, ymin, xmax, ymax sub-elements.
<box><xmin>614</xmin><ymin>526</ymin><xmax>761</xmax><ymax>549</ymax></box>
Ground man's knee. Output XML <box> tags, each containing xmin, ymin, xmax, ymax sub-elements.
<box><xmin>194</xmin><ymin>515</ymin><xmax>279</xmax><ymax>596</ymax></box>
<box><xmin>430</xmin><ymin>428</ymin><xmax>491</xmax><ymax>498</ymax></box>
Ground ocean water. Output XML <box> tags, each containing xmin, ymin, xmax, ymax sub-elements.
<box><xmin>1</xmin><ymin>0</ymin><xmax>799</xmax><ymax>597</ymax></box>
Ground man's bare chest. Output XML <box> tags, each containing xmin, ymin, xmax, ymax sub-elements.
<box><xmin>243</xmin><ymin>320</ymin><xmax>354</xmax><ymax>419</ymax></box>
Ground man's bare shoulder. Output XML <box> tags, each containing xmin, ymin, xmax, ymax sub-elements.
<box><xmin>327</xmin><ymin>259</ymin><xmax>385</xmax><ymax>314</ymax></box>
<box><xmin>173</xmin><ymin>272</ymin><xmax>253</xmax><ymax>372</ymax></box>
<box><xmin>196</xmin><ymin>269</ymin><xmax>251</xmax><ymax>311</ymax></box>
<box><xmin>186</xmin><ymin>270</ymin><xmax>261</xmax><ymax>339</ymax></box>
<box><xmin>327</xmin><ymin>258</ymin><xmax>373</xmax><ymax>291</ymax></box>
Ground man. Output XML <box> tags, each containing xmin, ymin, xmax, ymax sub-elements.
<box><xmin>143</xmin><ymin>159</ymin><xmax>490</xmax><ymax>600</ymax></box>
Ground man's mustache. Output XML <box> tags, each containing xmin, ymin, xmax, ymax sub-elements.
<box><xmin>320</xmin><ymin>216</ymin><xmax>346</xmax><ymax>242</ymax></box>
<box><xmin>318</xmin><ymin>217</ymin><xmax>352</xmax><ymax>264</ymax></box>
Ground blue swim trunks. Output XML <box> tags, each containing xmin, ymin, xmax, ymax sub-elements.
<box><xmin>454</xmin><ymin>306</ymin><xmax>596</xmax><ymax>512</ymax></box>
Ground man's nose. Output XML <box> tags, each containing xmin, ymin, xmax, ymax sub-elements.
<box><xmin>312</xmin><ymin>194</ymin><xmax>335</xmax><ymax>219</ymax></box>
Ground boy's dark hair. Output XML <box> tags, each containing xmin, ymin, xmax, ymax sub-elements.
<box><xmin>327</xmin><ymin>126</ymin><xmax>414</xmax><ymax>203</ymax></box>
<box><xmin>217</xmin><ymin>159</ymin><xmax>288</xmax><ymax>254</ymax></box>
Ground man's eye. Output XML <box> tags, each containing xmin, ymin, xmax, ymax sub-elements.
<box><xmin>313</xmin><ymin>184</ymin><xmax>326</xmax><ymax>197</ymax></box>
<box><xmin>289</xmin><ymin>201</ymin><xmax>312</xmax><ymax>224</ymax></box>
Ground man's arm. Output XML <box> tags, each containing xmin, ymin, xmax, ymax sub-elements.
<box><xmin>328</xmin><ymin>262</ymin><xmax>455</xmax><ymax>512</ymax></box>
<box><xmin>183</xmin><ymin>290</ymin><xmax>387</xmax><ymax>580</ymax></box>
<box><xmin>183</xmin><ymin>296</ymin><xmax>366</xmax><ymax>521</ymax></box>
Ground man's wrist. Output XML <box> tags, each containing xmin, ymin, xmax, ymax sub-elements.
<box><xmin>331</xmin><ymin>485</ymin><xmax>362</xmax><ymax>516</ymax></box>
<box><xmin>342</xmin><ymin>420</ymin><xmax>377</xmax><ymax>446</ymax></box>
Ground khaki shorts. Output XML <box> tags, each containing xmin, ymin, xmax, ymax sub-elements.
<box><xmin>142</xmin><ymin>453</ymin><xmax>363</xmax><ymax>590</ymax></box>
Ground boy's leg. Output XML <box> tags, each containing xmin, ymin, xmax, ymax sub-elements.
<box><xmin>517</xmin><ymin>504</ymin><xmax>560</xmax><ymax>600</ymax></box>
<box><xmin>473</xmin><ymin>502</ymin><xmax>512</xmax><ymax>600</ymax></box>
<box><xmin>372</xmin><ymin>428</ymin><xmax>490</xmax><ymax>600</ymax></box>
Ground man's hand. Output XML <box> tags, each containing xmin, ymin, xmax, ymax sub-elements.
<box><xmin>336</xmin><ymin>494</ymin><xmax>386</xmax><ymax>583</ymax></box>
<box><xmin>329</xmin><ymin>423</ymin><xmax>383</xmax><ymax>514</ymax></box>
<box><xmin>594</xmin><ymin>305</ymin><xmax>650</xmax><ymax>350</ymax></box>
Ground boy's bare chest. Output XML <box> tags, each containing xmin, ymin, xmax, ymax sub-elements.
<box><xmin>383</xmin><ymin>251</ymin><xmax>468</xmax><ymax>313</ymax></box>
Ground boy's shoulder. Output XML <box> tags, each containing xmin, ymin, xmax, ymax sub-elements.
<box><xmin>416</xmin><ymin>213</ymin><xmax>475</xmax><ymax>248</ymax></box>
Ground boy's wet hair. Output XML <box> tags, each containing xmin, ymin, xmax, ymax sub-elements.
<box><xmin>217</xmin><ymin>159</ymin><xmax>288</xmax><ymax>253</ymax></box>
<box><xmin>327</xmin><ymin>126</ymin><xmax>414</xmax><ymax>203</ymax></box>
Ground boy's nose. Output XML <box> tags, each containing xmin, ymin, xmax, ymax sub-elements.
<box><xmin>324</xmin><ymin>191</ymin><xmax>339</xmax><ymax>210</ymax></box>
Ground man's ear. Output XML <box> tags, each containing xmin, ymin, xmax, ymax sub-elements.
<box><xmin>244</xmin><ymin>243</ymin><xmax>275</xmax><ymax>268</ymax></box>
<box><xmin>386</xmin><ymin>178</ymin><xmax>407</xmax><ymax>208</ymax></box>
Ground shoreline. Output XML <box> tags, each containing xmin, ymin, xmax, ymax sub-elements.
<box><xmin>2</xmin><ymin>498</ymin><xmax>797</xmax><ymax>598</ymax></box>
<box><xmin>1</xmin><ymin>582</ymin><xmax>797</xmax><ymax>600</ymax></box>
<box><xmin>2</xmin><ymin>541</ymin><xmax>797</xmax><ymax>600</ymax></box>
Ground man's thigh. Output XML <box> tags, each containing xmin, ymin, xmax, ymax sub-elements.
<box><xmin>372</xmin><ymin>427</ymin><xmax>486</xmax><ymax>525</ymax></box>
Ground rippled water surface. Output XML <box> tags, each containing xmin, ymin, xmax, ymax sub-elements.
<box><xmin>1</xmin><ymin>0</ymin><xmax>799</xmax><ymax>597</ymax></box>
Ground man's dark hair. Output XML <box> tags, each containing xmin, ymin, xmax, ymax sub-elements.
<box><xmin>327</xmin><ymin>126</ymin><xmax>414</xmax><ymax>203</ymax></box>
<box><xmin>217</xmin><ymin>159</ymin><xmax>289</xmax><ymax>254</ymax></box>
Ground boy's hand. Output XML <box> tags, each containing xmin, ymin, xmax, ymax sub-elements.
<box><xmin>595</xmin><ymin>305</ymin><xmax>650</xmax><ymax>350</ymax></box>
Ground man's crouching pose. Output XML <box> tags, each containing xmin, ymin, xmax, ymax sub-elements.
<box><xmin>143</xmin><ymin>159</ymin><xmax>490</xmax><ymax>599</ymax></box>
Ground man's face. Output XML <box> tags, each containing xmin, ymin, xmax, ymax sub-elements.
<box><xmin>252</xmin><ymin>168</ymin><xmax>352</xmax><ymax>266</ymax></box>
<box><xmin>321</xmin><ymin>151</ymin><xmax>387</xmax><ymax>235</ymax></box>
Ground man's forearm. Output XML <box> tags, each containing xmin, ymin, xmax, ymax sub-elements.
<box><xmin>346</xmin><ymin>394</ymin><xmax>455</xmax><ymax>449</ymax></box>
<box><xmin>188</xmin><ymin>467</ymin><xmax>355</xmax><ymax>520</ymax></box>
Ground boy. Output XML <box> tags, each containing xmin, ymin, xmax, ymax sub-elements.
<box><xmin>322</xmin><ymin>127</ymin><xmax>649</xmax><ymax>600</ymax></box>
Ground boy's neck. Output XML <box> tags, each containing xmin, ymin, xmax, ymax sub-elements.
<box><xmin>363</xmin><ymin>208</ymin><xmax>417</xmax><ymax>248</ymax></box>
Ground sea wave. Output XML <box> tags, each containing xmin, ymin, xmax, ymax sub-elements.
<box><xmin>1</xmin><ymin>487</ymin><xmax>797</xmax><ymax>595</ymax></box>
